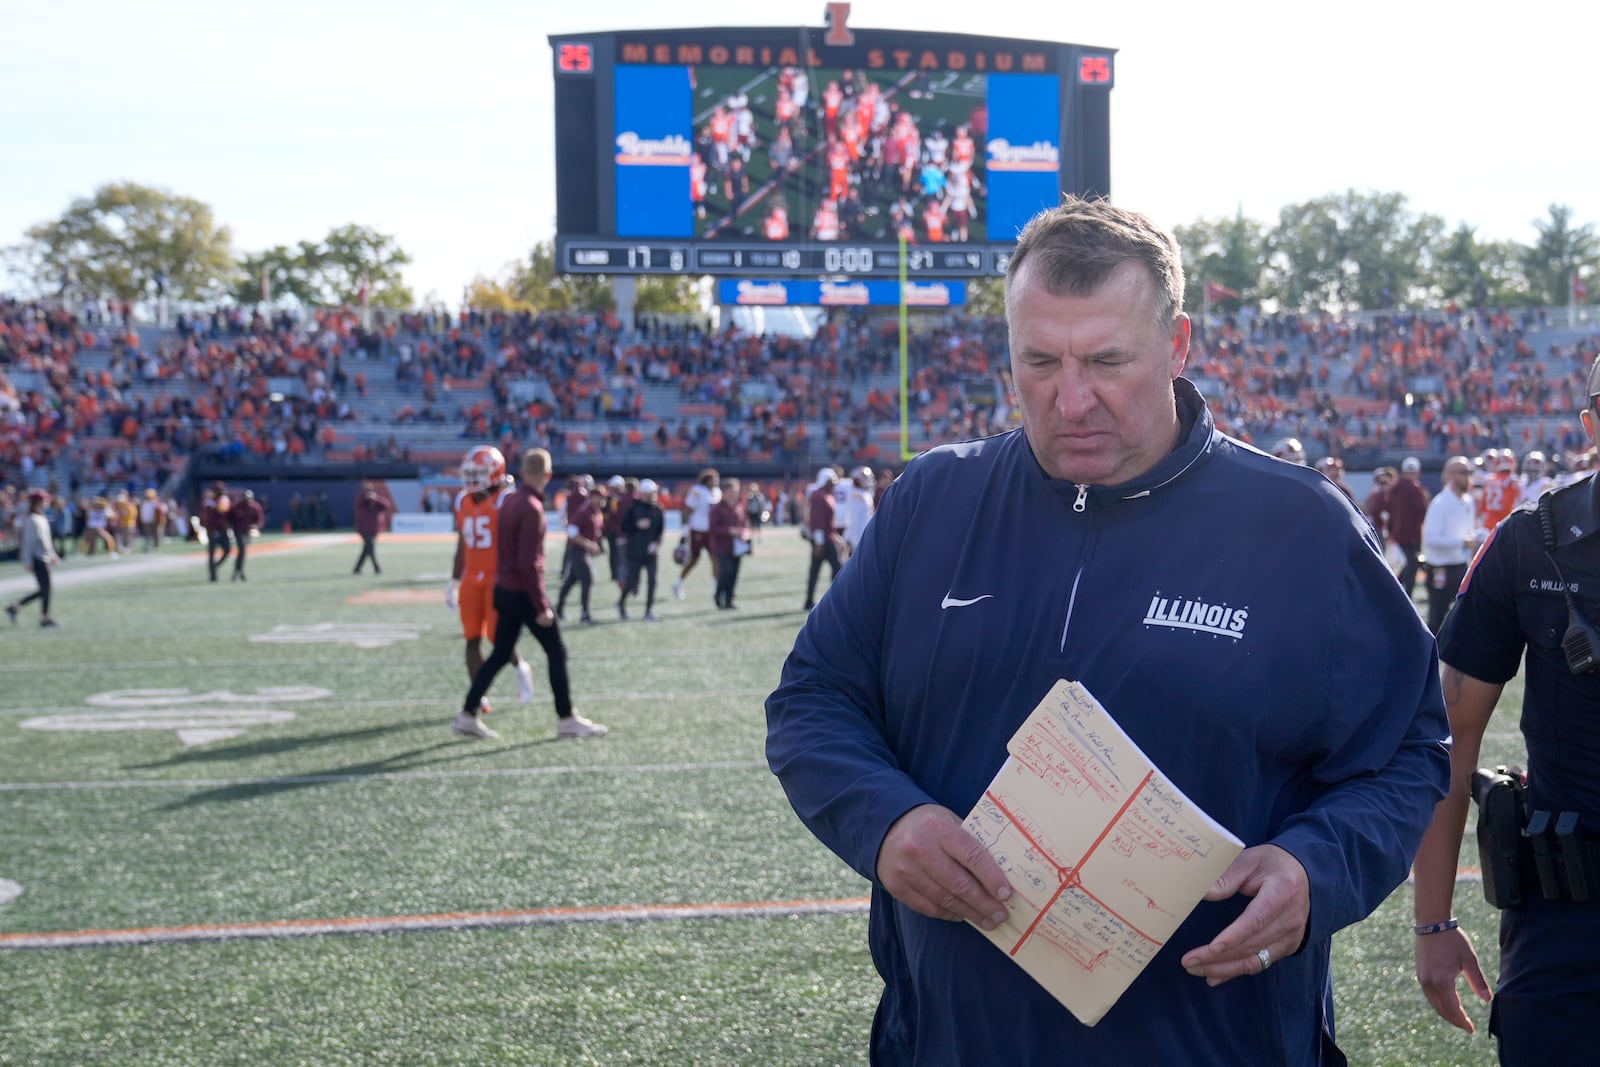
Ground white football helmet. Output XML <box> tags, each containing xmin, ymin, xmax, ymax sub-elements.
<box><xmin>1273</xmin><ymin>438</ymin><xmax>1306</xmax><ymax>465</ymax></box>
<box><xmin>460</xmin><ymin>446</ymin><xmax>506</xmax><ymax>492</ymax></box>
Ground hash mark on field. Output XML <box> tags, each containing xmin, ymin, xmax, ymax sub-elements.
<box><xmin>0</xmin><ymin>897</ymin><xmax>873</xmax><ymax>951</ymax></box>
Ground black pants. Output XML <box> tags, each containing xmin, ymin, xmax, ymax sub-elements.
<box><xmin>464</xmin><ymin>587</ymin><xmax>572</xmax><ymax>718</ymax></box>
<box><xmin>806</xmin><ymin>539</ymin><xmax>841</xmax><ymax>607</ymax></box>
<box><xmin>1492</xmin><ymin>906</ymin><xmax>1600</xmax><ymax>1067</ymax></box>
<box><xmin>1426</xmin><ymin>562</ymin><xmax>1468</xmax><ymax>635</ymax></box>
<box><xmin>606</xmin><ymin>535</ymin><xmax>623</xmax><ymax>582</ymax></box>
<box><xmin>1396</xmin><ymin>542</ymin><xmax>1423</xmax><ymax>598</ymax></box>
<box><xmin>232</xmin><ymin>531</ymin><xmax>249</xmax><ymax>577</ymax></box>
<box><xmin>16</xmin><ymin>559</ymin><xmax>51</xmax><ymax>616</ymax></box>
<box><xmin>714</xmin><ymin>552</ymin><xmax>740</xmax><ymax>607</ymax></box>
<box><xmin>622</xmin><ymin>554</ymin><xmax>658</xmax><ymax>611</ymax></box>
<box><xmin>353</xmin><ymin>533</ymin><xmax>381</xmax><ymax>574</ymax></box>
<box><xmin>557</xmin><ymin>547</ymin><xmax>593</xmax><ymax>617</ymax></box>
<box><xmin>208</xmin><ymin>530</ymin><xmax>233</xmax><ymax>580</ymax></box>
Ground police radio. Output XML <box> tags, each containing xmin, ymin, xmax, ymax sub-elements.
<box><xmin>1537</xmin><ymin>496</ymin><xmax>1600</xmax><ymax>675</ymax></box>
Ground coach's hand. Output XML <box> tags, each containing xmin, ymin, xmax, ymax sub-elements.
<box><xmin>877</xmin><ymin>804</ymin><xmax>1012</xmax><ymax>931</ymax></box>
<box><xmin>536</xmin><ymin>609</ymin><xmax>555</xmax><ymax>627</ymax></box>
<box><xmin>1181</xmin><ymin>843</ymin><xmax>1310</xmax><ymax>986</ymax></box>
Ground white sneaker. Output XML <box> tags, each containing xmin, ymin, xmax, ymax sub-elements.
<box><xmin>644</xmin><ymin>612</ymin><xmax>661</xmax><ymax>622</ymax></box>
<box><xmin>556</xmin><ymin>712</ymin><xmax>608</xmax><ymax>739</ymax></box>
<box><xmin>672</xmin><ymin>577</ymin><xmax>685</xmax><ymax>600</ymax></box>
<box><xmin>452</xmin><ymin>711</ymin><xmax>499</xmax><ymax>740</ymax></box>
<box><xmin>514</xmin><ymin>660</ymin><xmax>536</xmax><ymax>704</ymax></box>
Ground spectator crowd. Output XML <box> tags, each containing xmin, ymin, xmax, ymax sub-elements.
<box><xmin>5</xmin><ymin>294</ymin><xmax>1600</xmax><ymax>520</ymax></box>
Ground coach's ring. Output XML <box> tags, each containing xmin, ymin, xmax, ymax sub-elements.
<box><xmin>1257</xmin><ymin>947</ymin><xmax>1272</xmax><ymax>972</ymax></box>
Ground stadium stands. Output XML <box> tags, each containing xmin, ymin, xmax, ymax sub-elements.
<box><xmin>4</xmin><ymin>295</ymin><xmax>1599</xmax><ymax>506</ymax></box>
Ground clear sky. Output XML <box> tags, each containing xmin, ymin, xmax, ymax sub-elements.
<box><xmin>5</xmin><ymin>0</ymin><xmax>1595</xmax><ymax>307</ymax></box>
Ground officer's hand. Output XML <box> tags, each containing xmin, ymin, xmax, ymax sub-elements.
<box><xmin>1415</xmin><ymin>926</ymin><xmax>1491</xmax><ymax>1033</ymax></box>
<box><xmin>446</xmin><ymin>581</ymin><xmax>459</xmax><ymax>610</ymax></box>
<box><xmin>876</xmin><ymin>804</ymin><xmax>1012</xmax><ymax>931</ymax></box>
<box><xmin>1181</xmin><ymin>843</ymin><xmax>1310</xmax><ymax>986</ymax></box>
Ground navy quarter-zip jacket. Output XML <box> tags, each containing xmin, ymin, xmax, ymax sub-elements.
<box><xmin>767</xmin><ymin>378</ymin><xmax>1450</xmax><ymax>1066</ymax></box>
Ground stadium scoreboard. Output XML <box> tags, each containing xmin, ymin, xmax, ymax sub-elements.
<box><xmin>562</xmin><ymin>240</ymin><xmax>1003</xmax><ymax>277</ymax></box>
<box><xmin>550</xmin><ymin>18</ymin><xmax>1113</xmax><ymax>280</ymax></box>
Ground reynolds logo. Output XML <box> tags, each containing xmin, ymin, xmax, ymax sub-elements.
<box><xmin>734</xmin><ymin>280</ymin><xmax>789</xmax><ymax>305</ymax></box>
<box><xmin>904</xmin><ymin>282</ymin><xmax>952</xmax><ymax>307</ymax></box>
<box><xmin>819</xmin><ymin>281</ymin><xmax>871</xmax><ymax>306</ymax></box>
<box><xmin>614</xmin><ymin>132</ymin><xmax>694</xmax><ymax>165</ymax></box>
<box><xmin>986</xmin><ymin>138</ymin><xmax>1060</xmax><ymax>172</ymax></box>
<box><xmin>1143</xmin><ymin>594</ymin><xmax>1249</xmax><ymax>640</ymax></box>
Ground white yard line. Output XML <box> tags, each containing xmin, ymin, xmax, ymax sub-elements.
<box><xmin>0</xmin><ymin>758</ymin><xmax>770</xmax><ymax>792</ymax></box>
<box><xmin>0</xmin><ymin>534</ymin><xmax>353</xmax><ymax>598</ymax></box>
<box><xmin>0</xmin><ymin>896</ymin><xmax>872</xmax><ymax>951</ymax></box>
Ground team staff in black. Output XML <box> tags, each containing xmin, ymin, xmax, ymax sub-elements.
<box><xmin>618</xmin><ymin>479</ymin><xmax>665</xmax><ymax>621</ymax></box>
<box><xmin>1413</xmin><ymin>353</ymin><xmax>1600</xmax><ymax>1065</ymax></box>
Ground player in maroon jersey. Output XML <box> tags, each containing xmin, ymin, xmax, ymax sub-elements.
<box><xmin>227</xmin><ymin>490</ymin><xmax>265</xmax><ymax>581</ymax></box>
<box><xmin>200</xmin><ymin>483</ymin><xmax>233</xmax><ymax>582</ymax></box>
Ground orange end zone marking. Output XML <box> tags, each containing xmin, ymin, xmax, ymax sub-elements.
<box><xmin>0</xmin><ymin>896</ymin><xmax>872</xmax><ymax>951</ymax></box>
<box><xmin>346</xmin><ymin>589</ymin><xmax>446</xmax><ymax>604</ymax></box>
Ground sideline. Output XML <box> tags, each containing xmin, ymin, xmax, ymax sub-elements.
<box><xmin>0</xmin><ymin>896</ymin><xmax>873</xmax><ymax>951</ymax></box>
<box><xmin>0</xmin><ymin>534</ymin><xmax>353</xmax><ymax>598</ymax></box>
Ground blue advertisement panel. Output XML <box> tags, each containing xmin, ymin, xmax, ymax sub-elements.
<box><xmin>718</xmin><ymin>279</ymin><xmax>967</xmax><ymax>307</ymax></box>
<box><xmin>614</xmin><ymin>66</ymin><xmax>693</xmax><ymax>237</ymax></box>
<box><xmin>985</xmin><ymin>74</ymin><xmax>1062</xmax><ymax>242</ymax></box>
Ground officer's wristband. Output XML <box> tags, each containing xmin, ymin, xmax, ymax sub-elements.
<box><xmin>1411</xmin><ymin>919</ymin><xmax>1461</xmax><ymax>935</ymax></box>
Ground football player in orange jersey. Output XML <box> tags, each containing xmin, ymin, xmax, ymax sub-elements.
<box><xmin>923</xmin><ymin>197</ymin><xmax>947</xmax><ymax>243</ymax></box>
<box><xmin>449</xmin><ymin>446</ymin><xmax>535</xmax><ymax>710</ymax></box>
<box><xmin>812</xmin><ymin>198</ymin><xmax>840</xmax><ymax>242</ymax></box>
<box><xmin>1478</xmin><ymin>447</ymin><xmax>1522</xmax><ymax>531</ymax></box>
<box><xmin>950</xmin><ymin>124</ymin><xmax>976</xmax><ymax>170</ymax></box>
<box><xmin>763</xmin><ymin>202</ymin><xmax>790</xmax><ymax>241</ymax></box>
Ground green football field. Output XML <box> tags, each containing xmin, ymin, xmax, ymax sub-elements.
<box><xmin>1</xmin><ymin>530</ymin><xmax>1520</xmax><ymax>1065</ymax></box>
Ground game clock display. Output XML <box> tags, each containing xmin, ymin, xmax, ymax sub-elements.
<box><xmin>551</xmin><ymin>24</ymin><xmax>1113</xmax><ymax>279</ymax></box>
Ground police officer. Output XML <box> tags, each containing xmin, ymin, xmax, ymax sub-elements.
<box><xmin>1412</xmin><ymin>353</ymin><xmax>1600</xmax><ymax>1065</ymax></box>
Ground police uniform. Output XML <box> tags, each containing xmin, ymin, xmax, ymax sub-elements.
<box><xmin>1437</xmin><ymin>471</ymin><xmax>1600</xmax><ymax>1065</ymax></box>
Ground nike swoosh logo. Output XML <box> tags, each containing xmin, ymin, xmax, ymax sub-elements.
<box><xmin>941</xmin><ymin>593</ymin><xmax>995</xmax><ymax>609</ymax></box>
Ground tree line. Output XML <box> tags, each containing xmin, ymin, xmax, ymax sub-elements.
<box><xmin>1174</xmin><ymin>191</ymin><xmax>1596</xmax><ymax>313</ymax></box>
<box><xmin>5</xmin><ymin>182</ymin><xmax>1595</xmax><ymax>316</ymax></box>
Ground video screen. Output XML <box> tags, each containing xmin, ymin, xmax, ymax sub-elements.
<box><xmin>614</xmin><ymin>63</ymin><xmax>1062</xmax><ymax>246</ymax></box>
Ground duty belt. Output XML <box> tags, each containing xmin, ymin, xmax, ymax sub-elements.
<box><xmin>1517</xmin><ymin>810</ymin><xmax>1600</xmax><ymax>904</ymax></box>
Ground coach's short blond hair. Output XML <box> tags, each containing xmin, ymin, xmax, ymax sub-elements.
<box><xmin>522</xmin><ymin>448</ymin><xmax>552</xmax><ymax>478</ymax></box>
